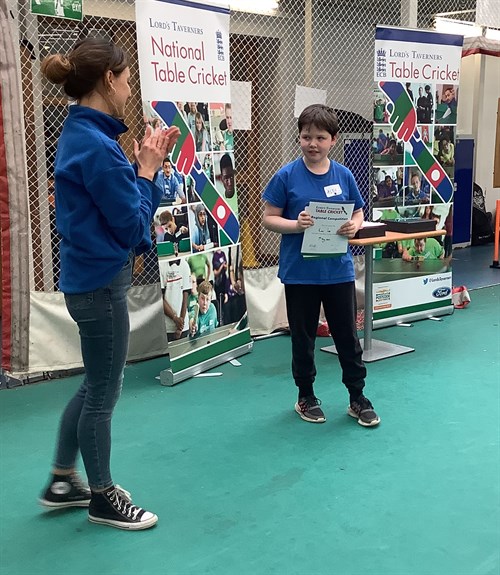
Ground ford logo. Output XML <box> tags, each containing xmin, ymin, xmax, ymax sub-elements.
<box><xmin>432</xmin><ymin>287</ymin><xmax>451</xmax><ymax>298</ymax></box>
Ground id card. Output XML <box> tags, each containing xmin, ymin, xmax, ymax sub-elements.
<box><xmin>324</xmin><ymin>184</ymin><xmax>342</xmax><ymax>198</ymax></box>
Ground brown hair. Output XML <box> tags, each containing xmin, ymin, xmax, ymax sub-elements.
<box><xmin>197</xmin><ymin>280</ymin><xmax>212</xmax><ymax>296</ymax></box>
<box><xmin>159</xmin><ymin>210</ymin><xmax>173</xmax><ymax>225</ymax></box>
<box><xmin>194</xmin><ymin>112</ymin><xmax>205</xmax><ymax>131</ymax></box>
<box><xmin>298</xmin><ymin>104</ymin><xmax>339</xmax><ymax>138</ymax></box>
<box><xmin>41</xmin><ymin>36</ymin><xmax>128</xmax><ymax>100</ymax></box>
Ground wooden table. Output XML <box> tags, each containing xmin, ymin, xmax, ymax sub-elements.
<box><xmin>321</xmin><ymin>229</ymin><xmax>446</xmax><ymax>362</ymax></box>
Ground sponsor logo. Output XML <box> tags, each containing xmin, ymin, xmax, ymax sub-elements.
<box><xmin>432</xmin><ymin>287</ymin><xmax>451</xmax><ymax>298</ymax></box>
<box><xmin>374</xmin><ymin>287</ymin><xmax>391</xmax><ymax>310</ymax></box>
<box><xmin>50</xmin><ymin>482</ymin><xmax>71</xmax><ymax>495</ymax></box>
<box><xmin>429</xmin><ymin>275</ymin><xmax>451</xmax><ymax>283</ymax></box>
<box><xmin>423</xmin><ymin>274</ymin><xmax>451</xmax><ymax>285</ymax></box>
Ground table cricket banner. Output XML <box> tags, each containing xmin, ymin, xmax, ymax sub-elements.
<box><xmin>370</xmin><ymin>26</ymin><xmax>463</xmax><ymax>325</ymax></box>
<box><xmin>136</xmin><ymin>0</ymin><xmax>252</xmax><ymax>384</ymax></box>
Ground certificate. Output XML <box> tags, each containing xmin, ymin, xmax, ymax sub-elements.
<box><xmin>301</xmin><ymin>200</ymin><xmax>354</xmax><ymax>258</ymax></box>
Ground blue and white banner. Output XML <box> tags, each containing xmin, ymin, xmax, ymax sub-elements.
<box><xmin>136</xmin><ymin>0</ymin><xmax>231</xmax><ymax>103</ymax></box>
<box><xmin>374</xmin><ymin>27</ymin><xmax>463</xmax><ymax>84</ymax></box>
<box><xmin>371</xmin><ymin>26</ymin><xmax>463</xmax><ymax>324</ymax></box>
<box><xmin>136</xmin><ymin>0</ymin><xmax>252</xmax><ymax>384</ymax></box>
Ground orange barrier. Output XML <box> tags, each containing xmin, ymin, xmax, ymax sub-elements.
<box><xmin>491</xmin><ymin>199</ymin><xmax>500</xmax><ymax>269</ymax></box>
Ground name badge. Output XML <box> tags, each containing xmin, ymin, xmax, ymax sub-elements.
<box><xmin>324</xmin><ymin>184</ymin><xmax>342</xmax><ymax>197</ymax></box>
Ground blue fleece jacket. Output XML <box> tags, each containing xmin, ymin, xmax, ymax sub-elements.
<box><xmin>54</xmin><ymin>105</ymin><xmax>162</xmax><ymax>293</ymax></box>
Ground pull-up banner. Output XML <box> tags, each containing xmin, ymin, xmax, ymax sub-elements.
<box><xmin>136</xmin><ymin>0</ymin><xmax>252</xmax><ymax>385</ymax></box>
<box><xmin>371</xmin><ymin>27</ymin><xmax>463</xmax><ymax>326</ymax></box>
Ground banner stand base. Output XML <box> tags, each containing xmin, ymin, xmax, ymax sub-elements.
<box><xmin>321</xmin><ymin>339</ymin><xmax>414</xmax><ymax>362</ymax></box>
<box><xmin>159</xmin><ymin>341</ymin><xmax>254</xmax><ymax>386</ymax></box>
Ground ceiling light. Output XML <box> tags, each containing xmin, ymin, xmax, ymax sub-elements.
<box><xmin>229</xmin><ymin>0</ymin><xmax>279</xmax><ymax>15</ymax></box>
<box><xmin>485</xmin><ymin>27</ymin><xmax>500</xmax><ymax>40</ymax></box>
<box><xmin>434</xmin><ymin>16</ymin><xmax>482</xmax><ymax>38</ymax></box>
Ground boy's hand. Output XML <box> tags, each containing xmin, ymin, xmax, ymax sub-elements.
<box><xmin>296</xmin><ymin>210</ymin><xmax>314</xmax><ymax>231</ymax></box>
<box><xmin>189</xmin><ymin>319</ymin><xmax>198</xmax><ymax>336</ymax></box>
<box><xmin>337</xmin><ymin>219</ymin><xmax>358</xmax><ymax>238</ymax></box>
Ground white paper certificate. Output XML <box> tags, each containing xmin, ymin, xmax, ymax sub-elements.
<box><xmin>301</xmin><ymin>200</ymin><xmax>355</xmax><ymax>258</ymax></box>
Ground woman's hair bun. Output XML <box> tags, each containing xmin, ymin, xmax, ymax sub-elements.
<box><xmin>41</xmin><ymin>54</ymin><xmax>72</xmax><ymax>85</ymax></box>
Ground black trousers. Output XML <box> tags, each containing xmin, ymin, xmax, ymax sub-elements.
<box><xmin>284</xmin><ymin>282</ymin><xmax>366</xmax><ymax>397</ymax></box>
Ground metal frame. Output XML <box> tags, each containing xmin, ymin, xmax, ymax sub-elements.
<box><xmin>159</xmin><ymin>341</ymin><xmax>254</xmax><ymax>386</ymax></box>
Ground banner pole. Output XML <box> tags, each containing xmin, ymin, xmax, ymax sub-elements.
<box><xmin>490</xmin><ymin>199</ymin><xmax>500</xmax><ymax>269</ymax></box>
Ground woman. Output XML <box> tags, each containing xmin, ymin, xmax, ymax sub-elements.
<box><xmin>194</xmin><ymin>111</ymin><xmax>210</xmax><ymax>152</ymax></box>
<box><xmin>38</xmin><ymin>37</ymin><xmax>180</xmax><ymax>530</ymax></box>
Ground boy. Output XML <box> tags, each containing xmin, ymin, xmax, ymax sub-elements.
<box><xmin>219</xmin><ymin>153</ymin><xmax>238</xmax><ymax>214</ymax></box>
<box><xmin>187</xmin><ymin>102</ymin><xmax>198</xmax><ymax>133</ymax></box>
<box><xmin>220</xmin><ymin>153</ymin><xmax>236</xmax><ymax>199</ymax></box>
<box><xmin>405</xmin><ymin>173</ymin><xmax>430</xmax><ymax>204</ymax></box>
<box><xmin>262</xmin><ymin>104</ymin><xmax>380</xmax><ymax>427</ymax></box>
<box><xmin>189</xmin><ymin>280</ymin><xmax>218</xmax><ymax>338</ymax></box>
<box><xmin>159</xmin><ymin>257</ymin><xmax>191</xmax><ymax>341</ymax></box>
<box><xmin>376</xmin><ymin>175</ymin><xmax>397</xmax><ymax>201</ymax></box>
<box><xmin>156</xmin><ymin>158</ymin><xmax>185</xmax><ymax>204</ymax></box>
<box><xmin>222</xmin><ymin>103</ymin><xmax>234</xmax><ymax>150</ymax></box>
<box><xmin>159</xmin><ymin>210</ymin><xmax>189</xmax><ymax>244</ymax></box>
<box><xmin>403</xmin><ymin>237</ymin><xmax>444</xmax><ymax>261</ymax></box>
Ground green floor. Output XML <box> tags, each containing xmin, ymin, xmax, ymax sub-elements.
<box><xmin>1</xmin><ymin>286</ymin><xmax>499</xmax><ymax>575</ymax></box>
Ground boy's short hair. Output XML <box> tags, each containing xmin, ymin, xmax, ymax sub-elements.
<box><xmin>298</xmin><ymin>104</ymin><xmax>339</xmax><ymax>138</ymax></box>
<box><xmin>220</xmin><ymin>153</ymin><xmax>233</xmax><ymax>172</ymax></box>
<box><xmin>198</xmin><ymin>280</ymin><xmax>212</xmax><ymax>297</ymax></box>
<box><xmin>159</xmin><ymin>210</ymin><xmax>173</xmax><ymax>225</ymax></box>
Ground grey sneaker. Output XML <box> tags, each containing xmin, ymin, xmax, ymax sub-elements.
<box><xmin>295</xmin><ymin>395</ymin><xmax>326</xmax><ymax>423</ymax></box>
<box><xmin>39</xmin><ymin>472</ymin><xmax>91</xmax><ymax>509</ymax></box>
<box><xmin>348</xmin><ymin>395</ymin><xmax>380</xmax><ymax>427</ymax></box>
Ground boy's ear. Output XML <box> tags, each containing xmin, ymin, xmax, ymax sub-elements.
<box><xmin>330</xmin><ymin>134</ymin><xmax>338</xmax><ymax>147</ymax></box>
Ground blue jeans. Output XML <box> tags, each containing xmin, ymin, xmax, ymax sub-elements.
<box><xmin>53</xmin><ymin>254</ymin><xmax>133</xmax><ymax>490</ymax></box>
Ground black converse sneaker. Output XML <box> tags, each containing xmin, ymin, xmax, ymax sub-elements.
<box><xmin>88</xmin><ymin>486</ymin><xmax>158</xmax><ymax>530</ymax></box>
<box><xmin>348</xmin><ymin>395</ymin><xmax>380</xmax><ymax>427</ymax></box>
<box><xmin>39</xmin><ymin>472</ymin><xmax>91</xmax><ymax>509</ymax></box>
<box><xmin>295</xmin><ymin>395</ymin><xmax>326</xmax><ymax>423</ymax></box>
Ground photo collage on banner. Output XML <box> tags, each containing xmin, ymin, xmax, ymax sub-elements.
<box><xmin>136</xmin><ymin>0</ymin><xmax>251</xmax><ymax>381</ymax></box>
<box><xmin>372</xmin><ymin>27</ymin><xmax>463</xmax><ymax>322</ymax></box>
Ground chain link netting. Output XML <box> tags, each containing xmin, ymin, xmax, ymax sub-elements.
<box><xmin>14</xmin><ymin>0</ymin><xmax>491</xmax><ymax>292</ymax></box>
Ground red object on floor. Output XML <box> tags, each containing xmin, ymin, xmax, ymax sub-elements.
<box><xmin>452</xmin><ymin>286</ymin><xmax>471</xmax><ymax>309</ymax></box>
<box><xmin>317</xmin><ymin>321</ymin><xmax>330</xmax><ymax>337</ymax></box>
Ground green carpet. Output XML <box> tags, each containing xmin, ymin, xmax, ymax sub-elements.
<box><xmin>1</xmin><ymin>286</ymin><xmax>499</xmax><ymax>575</ymax></box>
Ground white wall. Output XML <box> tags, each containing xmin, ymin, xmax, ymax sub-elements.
<box><xmin>457</xmin><ymin>52</ymin><xmax>500</xmax><ymax>214</ymax></box>
<box><xmin>476</xmin><ymin>55</ymin><xmax>500</xmax><ymax>214</ymax></box>
<box><xmin>457</xmin><ymin>54</ymin><xmax>479</xmax><ymax>136</ymax></box>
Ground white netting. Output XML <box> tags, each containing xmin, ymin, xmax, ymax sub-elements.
<box><xmin>14</xmin><ymin>0</ymin><xmax>489</xmax><ymax>294</ymax></box>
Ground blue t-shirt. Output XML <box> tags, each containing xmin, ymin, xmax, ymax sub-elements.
<box><xmin>263</xmin><ymin>158</ymin><xmax>364</xmax><ymax>285</ymax></box>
